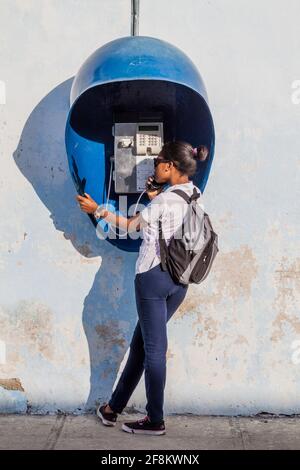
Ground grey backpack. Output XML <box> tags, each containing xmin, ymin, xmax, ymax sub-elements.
<box><xmin>158</xmin><ymin>186</ymin><xmax>219</xmax><ymax>285</ymax></box>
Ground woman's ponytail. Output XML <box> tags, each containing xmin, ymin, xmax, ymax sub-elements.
<box><xmin>193</xmin><ymin>145</ymin><xmax>209</xmax><ymax>162</ymax></box>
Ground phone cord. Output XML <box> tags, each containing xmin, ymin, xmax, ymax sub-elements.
<box><xmin>104</xmin><ymin>157</ymin><xmax>147</xmax><ymax>236</ymax></box>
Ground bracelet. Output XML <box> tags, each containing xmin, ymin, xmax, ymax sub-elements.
<box><xmin>94</xmin><ymin>205</ymin><xmax>108</xmax><ymax>219</ymax></box>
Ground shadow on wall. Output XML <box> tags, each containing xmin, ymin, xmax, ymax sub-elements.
<box><xmin>13</xmin><ymin>79</ymin><xmax>139</xmax><ymax>412</ymax></box>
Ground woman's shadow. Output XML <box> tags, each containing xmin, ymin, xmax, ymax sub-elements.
<box><xmin>13</xmin><ymin>79</ymin><xmax>141</xmax><ymax>413</ymax></box>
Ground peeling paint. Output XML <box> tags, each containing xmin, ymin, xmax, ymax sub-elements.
<box><xmin>234</xmin><ymin>335</ymin><xmax>249</xmax><ymax>345</ymax></box>
<box><xmin>95</xmin><ymin>321</ymin><xmax>126</xmax><ymax>350</ymax></box>
<box><xmin>175</xmin><ymin>245</ymin><xmax>259</xmax><ymax>319</ymax></box>
<box><xmin>77</xmin><ymin>242</ymin><xmax>92</xmax><ymax>257</ymax></box>
<box><xmin>0</xmin><ymin>300</ymin><xmax>54</xmax><ymax>363</ymax></box>
<box><xmin>166</xmin><ymin>348</ymin><xmax>174</xmax><ymax>360</ymax></box>
<box><xmin>271</xmin><ymin>258</ymin><xmax>300</xmax><ymax>342</ymax></box>
<box><xmin>0</xmin><ymin>378</ymin><xmax>24</xmax><ymax>392</ymax></box>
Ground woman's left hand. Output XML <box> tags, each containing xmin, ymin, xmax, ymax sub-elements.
<box><xmin>76</xmin><ymin>193</ymin><xmax>98</xmax><ymax>214</ymax></box>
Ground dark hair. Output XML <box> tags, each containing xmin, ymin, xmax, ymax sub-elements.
<box><xmin>159</xmin><ymin>141</ymin><xmax>209</xmax><ymax>177</ymax></box>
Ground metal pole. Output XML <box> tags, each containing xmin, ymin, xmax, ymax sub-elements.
<box><xmin>131</xmin><ymin>0</ymin><xmax>139</xmax><ymax>36</ymax></box>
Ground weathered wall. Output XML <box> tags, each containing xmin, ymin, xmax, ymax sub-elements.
<box><xmin>0</xmin><ymin>0</ymin><xmax>299</xmax><ymax>415</ymax></box>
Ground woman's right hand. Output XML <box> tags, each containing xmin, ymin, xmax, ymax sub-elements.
<box><xmin>145</xmin><ymin>176</ymin><xmax>164</xmax><ymax>200</ymax></box>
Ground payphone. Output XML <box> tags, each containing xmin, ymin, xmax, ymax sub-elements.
<box><xmin>112</xmin><ymin>121</ymin><xmax>164</xmax><ymax>193</ymax></box>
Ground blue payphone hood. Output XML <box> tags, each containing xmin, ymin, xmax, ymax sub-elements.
<box><xmin>65</xmin><ymin>35</ymin><xmax>215</xmax><ymax>252</ymax></box>
<box><xmin>70</xmin><ymin>36</ymin><xmax>209</xmax><ymax>107</ymax></box>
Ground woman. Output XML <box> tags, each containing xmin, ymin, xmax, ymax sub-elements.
<box><xmin>76</xmin><ymin>141</ymin><xmax>206</xmax><ymax>436</ymax></box>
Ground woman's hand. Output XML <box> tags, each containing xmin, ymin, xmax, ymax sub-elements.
<box><xmin>76</xmin><ymin>193</ymin><xmax>98</xmax><ymax>214</ymax></box>
<box><xmin>146</xmin><ymin>176</ymin><xmax>164</xmax><ymax>201</ymax></box>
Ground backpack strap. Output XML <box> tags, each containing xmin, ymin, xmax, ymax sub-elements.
<box><xmin>170</xmin><ymin>187</ymin><xmax>200</xmax><ymax>203</ymax></box>
<box><xmin>158</xmin><ymin>218</ymin><xmax>168</xmax><ymax>271</ymax></box>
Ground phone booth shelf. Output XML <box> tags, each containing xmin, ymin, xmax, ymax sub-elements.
<box><xmin>65</xmin><ymin>35</ymin><xmax>215</xmax><ymax>252</ymax></box>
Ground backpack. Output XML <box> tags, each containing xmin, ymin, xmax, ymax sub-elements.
<box><xmin>158</xmin><ymin>186</ymin><xmax>219</xmax><ymax>286</ymax></box>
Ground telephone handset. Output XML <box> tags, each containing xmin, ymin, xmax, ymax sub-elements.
<box><xmin>146</xmin><ymin>176</ymin><xmax>165</xmax><ymax>191</ymax></box>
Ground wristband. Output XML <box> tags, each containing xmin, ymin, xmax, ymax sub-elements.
<box><xmin>94</xmin><ymin>205</ymin><xmax>108</xmax><ymax>219</ymax></box>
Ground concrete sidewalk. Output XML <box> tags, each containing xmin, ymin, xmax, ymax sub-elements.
<box><xmin>0</xmin><ymin>412</ymin><xmax>300</xmax><ymax>450</ymax></box>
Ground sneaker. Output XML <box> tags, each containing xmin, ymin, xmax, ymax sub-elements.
<box><xmin>122</xmin><ymin>415</ymin><xmax>166</xmax><ymax>435</ymax></box>
<box><xmin>97</xmin><ymin>403</ymin><xmax>118</xmax><ymax>426</ymax></box>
